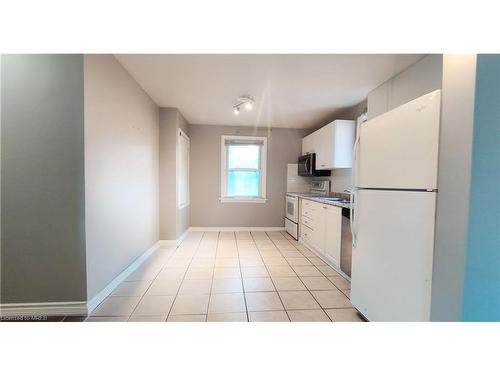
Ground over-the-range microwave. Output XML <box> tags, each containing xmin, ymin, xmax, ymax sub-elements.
<box><xmin>297</xmin><ymin>153</ymin><xmax>331</xmax><ymax>177</ymax></box>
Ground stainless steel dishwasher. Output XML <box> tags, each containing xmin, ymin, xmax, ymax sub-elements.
<box><xmin>340</xmin><ymin>207</ymin><xmax>352</xmax><ymax>277</ymax></box>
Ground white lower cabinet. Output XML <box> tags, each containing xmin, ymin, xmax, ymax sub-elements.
<box><xmin>300</xmin><ymin>199</ymin><xmax>342</xmax><ymax>268</ymax></box>
<box><xmin>324</xmin><ymin>205</ymin><xmax>342</xmax><ymax>266</ymax></box>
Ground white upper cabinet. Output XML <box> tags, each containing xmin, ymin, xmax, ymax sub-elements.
<box><xmin>302</xmin><ymin>120</ymin><xmax>356</xmax><ymax>170</ymax></box>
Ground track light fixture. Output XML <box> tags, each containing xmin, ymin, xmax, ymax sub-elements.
<box><xmin>233</xmin><ymin>96</ymin><xmax>255</xmax><ymax>115</ymax></box>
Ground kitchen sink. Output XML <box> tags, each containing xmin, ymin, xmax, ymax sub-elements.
<box><xmin>321</xmin><ymin>197</ymin><xmax>350</xmax><ymax>204</ymax></box>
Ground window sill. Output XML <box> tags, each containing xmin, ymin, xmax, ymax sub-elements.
<box><xmin>219</xmin><ymin>197</ymin><xmax>268</xmax><ymax>204</ymax></box>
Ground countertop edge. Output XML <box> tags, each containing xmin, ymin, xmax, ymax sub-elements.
<box><xmin>298</xmin><ymin>195</ymin><xmax>352</xmax><ymax>209</ymax></box>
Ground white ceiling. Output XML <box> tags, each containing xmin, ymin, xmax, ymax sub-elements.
<box><xmin>115</xmin><ymin>54</ymin><xmax>424</xmax><ymax>129</ymax></box>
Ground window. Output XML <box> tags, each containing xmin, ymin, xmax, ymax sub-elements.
<box><xmin>220</xmin><ymin>135</ymin><xmax>267</xmax><ymax>203</ymax></box>
<box><xmin>177</xmin><ymin>129</ymin><xmax>190</xmax><ymax>208</ymax></box>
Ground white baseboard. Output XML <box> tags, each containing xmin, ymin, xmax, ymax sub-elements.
<box><xmin>0</xmin><ymin>301</ymin><xmax>87</xmax><ymax>317</ymax></box>
<box><xmin>158</xmin><ymin>240</ymin><xmax>177</xmax><ymax>246</ymax></box>
<box><xmin>1</xmin><ymin>241</ymin><xmax>163</xmax><ymax>317</ymax></box>
<box><xmin>189</xmin><ymin>226</ymin><xmax>285</xmax><ymax>232</ymax></box>
<box><xmin>176</xmin><ymin>228</ymin><xmax>190</xmax><ymax>244</ymax></box>
<box><xmin>157</xmin><ymin>228</ymin><xmax>190</xmax><ymax>247</ymax></box>
<box><xmin>86</xmin><ymin>241</ymin><xmax>161</xmax><ymax>314</ymax></box>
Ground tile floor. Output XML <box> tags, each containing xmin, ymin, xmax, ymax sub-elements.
<box><xmin>87</xmin><ymin>231</ymin><xmax>363</xmax><ymax>322</ymax></box>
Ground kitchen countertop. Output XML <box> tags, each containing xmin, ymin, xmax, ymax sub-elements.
<box><xmin>298</xmin><ymin>195</ymin><xmax>352</xmax><ymax>209</ymax></box>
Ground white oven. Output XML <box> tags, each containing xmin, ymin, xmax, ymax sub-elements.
<box><xmin>285</xmin><ymin>194</ymin><xmax>299</xmax><ymax>239</ymax></box>
<box><xmin>284</xmin><ymin>181</ymin><xmax>330</xmax><ymax>241</ymax></box>
<box><xmin>285</xmin><ymin>194</ymin><xmax>298</xmax><ymax>222</ymax></box>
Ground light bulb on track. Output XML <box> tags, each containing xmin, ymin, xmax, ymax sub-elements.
<box><xmin>233</xmin><ymin>95</ymin><xmax>254</xmax><ymax>115</ymax></box>
<box><xmin>244</xmin><ymin>101</ymin><xmax>253</xmax><ymax>110</ymax></box>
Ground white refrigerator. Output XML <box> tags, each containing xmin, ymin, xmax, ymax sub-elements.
<box><xmin>350</xmin><ymin>90</ymin><xmax>441</xmax><ymax>322</ymax></box>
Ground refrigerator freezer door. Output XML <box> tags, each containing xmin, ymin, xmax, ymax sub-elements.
<box><xmin>357</xmin><ymin>90</ymin><xmax>441</xmax><ymax>190</ymax></box>
<box><xmin>351</xmin><ymin>189</ymin><xmax>436</xmax><ymax>321</ymax></box>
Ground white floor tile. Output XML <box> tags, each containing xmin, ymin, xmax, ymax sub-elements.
<box><xmin>211</xmin><ymin>278</ymin><xmax>243</xmax><ymax>293</ymax></box>
<box><xmin>241</xmin><ymin>266</ymin><xmax>269</xmax><ymax>278</ymax></box>
<box><xmin>245</xmin><ymin>292</ymin><xmax>284</xmax><ymax>312</ymax></box>
<box><xmin>272</xmin><ymin>277</ymin><xmax>307</xmax><ymax>291</ymax></box>
<box><xmin>300</xmin><ymin>276</ymin><xmax>337</xmax><ymax>291</ymax></box>
<box><xmin>146</xmin><ymin>279</ymin><xmax>182</xmax><ymax>296</ymax></box>
<box><xmin>248</xmin><ymin>310</ymin><xmax>289</xmax><ymax>322</ymax></box>
<box><xmin>328</xmin><ymin>276</ymin><xmax>351</xmax><ymax>290</ymax></box>
<box><xmin>171</xmin><ymin>294</ymin><xmax>210</xmax><ymax>315</ymax></box>
<box><xmin>157</xmin><ymin>231</ymin><xmax>365</xmax><ymax>324</ymax></box>
<box><xmin>85</xmin><ymin>316</ymin><xmax>129</xmax><ymax>322</ymax></box>
<box><xmin>207</xmin><ymin>312</ymin><xmax>248</xmax><ymax>322</ymax></box>
<box><xmin>267</xmin><ymin>266</ymin><xmax>296</xmax><ymax>277</ymax></box>
<box><xmin>110</xmin><ymin>280</ymin><xmax>151</xmax><ymax>297</ymax></box>
<box><xmin>128</xmin><ymin>315</ymin><xmax>167</xmax><ymax>322</ymax></box>
<box><xmin>167</xmin><ymin>314</ymin><xmax>207</xmax><ymax>322</ymax></box>
<box><xmin>213</xmin><ymin>267</ymin><xmax>241</xmax><ymax>279</ymax></box>
<box><xmin>325</xmin><ymin>308</ymin><xmax>364</xmax><ymax>322</ymax></box>
<box><xmin>178</xmin><ymin>279</ymin><xmax>212</xmax><ymax>294</ymax></box>
<box><xmin>208</xmin><ymin>293</ymin><xmax>246</xmax><ymax>314</ymax></box>
<box><xmin>132</xmin><ymin>295</ymin><xmax>175</xmax><ymax>316</ymax></box>
<box><xmin>291</xmin><ymin>266</ymin><xmax>323</xmax><ymax>277</ymax></box>
<box><xmin>184</xmin><ymin>267</ymin><xmax>214</xmax><ymax>280</ymax></box>
<box><xmin>316</xmin><ymin>265</ymin><xmax>341</xmax><ymax>277</ymax></box>
<box><xmin>278</xmin><ymin>291</ymin><xmax>321</xmax><ymax>310</ymax></box>
<box><xmin>91</xmin><ymin>296</ymin><xmax>141</xmax><ymax>317</ymax></box>
<box><xmin>243</xmin><ymin>277</ymin><xmax>276</xmax><ymax>292</ymax></box>
<box><xmin>288</xmin><ymin>309</ymin><xmax>330</xmax><ymax>322</ymax></box>
<box><xmin>310</xmin><ymin>290</ymin><xmax>352</xmax><ymax>309</ymax></box>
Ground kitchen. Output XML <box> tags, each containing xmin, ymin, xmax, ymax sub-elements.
<box><xmin>1</xmin><ymin>53</ymin><xmax>496</xmax><ymax>324</ymax></box>
<box><xmin>286</xmin><ymin>90</ymin><xmax>440</xmax><ymax>322</ymax></box>
<box><xmin>2</xmin><ymin>3</ymin><xmax>498</xmax><ymax>374</ymax></box>
<box><xmin>91</xmin><ymin>53</ymin><xmax>452</xmax><ymax>322</ymax></box>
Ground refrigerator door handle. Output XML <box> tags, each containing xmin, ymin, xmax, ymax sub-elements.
<box><xmin>351</xmin><ymin>189</ymin><xmax>357</xmax><ymax>248</ymax></box>
<box><xmin>352</xmin><ymin>112</ymin><xmax>365</xmax><ymax>189</ymax></box>
<box><xmin>352</xmin><ymin>137</ymin><xmax>360</xmax><ymax>189</ymax></box>
<box><xmin>351</xmin><ymin>137</ymin><xmax>360</xmax><ymax>248</ymax></box>
<box><xmin>351</xmin><ymin>113</ymin><xmax>366</xmax><ymax>249</ymax></box>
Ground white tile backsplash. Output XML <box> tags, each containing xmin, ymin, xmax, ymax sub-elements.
<box><xmin>314</xmin><ymin>168</ymin><xmax>353</xmax><ymax>193</ymax></box>
<box><xmin>286</xmin><ymin>163</ymin><xmax>312</xmax><ymax>192</ymax></box>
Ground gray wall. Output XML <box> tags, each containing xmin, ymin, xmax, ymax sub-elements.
<box><xmin>176</xmin><ymin>112</ymin><xmax>190</xmax><ymax>238</ymax></box>
<box><xmin>1</xmin><ymin>55</ymin><xmax>87</xmax><ymax>303</ymax></box>
<box><xmin>189</xmin><ymin>125</ymin><xmax>308</xmax><ymax>227</ymax></box>
<box><xmin>84</xmin><ymin>55</ymin><xmax>159</xmax><ymax>300</ymax></box>
<box><xmin>159</xmin><ymin>108</ymin><xmax>190</xmax><ymax>240</ymax></box>
<box><xmin>431</xmin><ymin>55</ymin><xmax>477</xmax><ymax>321</ymax></box>
<box><xmin>159</xmin><ymin>108</ymin><xmax>178</xmax><ymax>240</ymax></box>
<box><xmin>367</xmin><ymin>55</ymin><xmax>443</xmax><ymax>119</ymax></box>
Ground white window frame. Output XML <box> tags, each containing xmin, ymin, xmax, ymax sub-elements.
<box><xmin>220</xmin><ymin>135</ymin><xmax>267</xmax><ymax>203</ymax></box>
<box><xmin>177</xmin><ymin>128</ymin><xmax>190</xmax><ymax>209</ymax></box>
